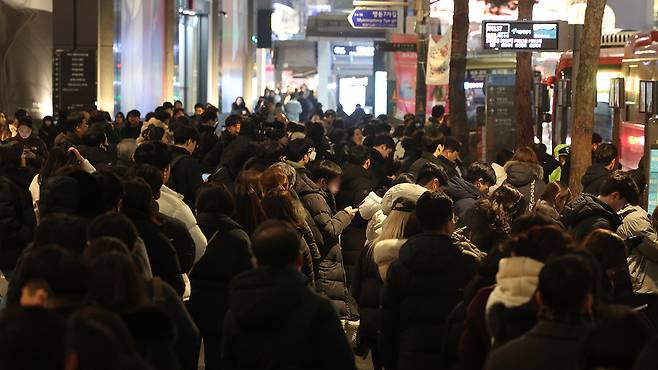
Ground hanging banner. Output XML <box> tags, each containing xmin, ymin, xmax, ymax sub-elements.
<box><xmin>426</xmin><ymin>27</ymin><xmax>451</xmax><ymax>86</ymax></box>
<box><xmin>391</xmin><ymin>34</ymin><xmax>418</xmax><ymax>119</ymax></box>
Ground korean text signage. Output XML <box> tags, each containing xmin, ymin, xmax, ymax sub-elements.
<box><xmin>348</xmin><ymin>8</ymin><xmax>398</xmax><ymax>29</ymax></box>
<box><xmin>53</xmin><ymin>49</ymin><xmax>97</xmax><ymax>115</ymax></box>
<box><xmin>483</xmin><ymin>20</ymin><xmax>567</xmax><ymax>51</ymax></box>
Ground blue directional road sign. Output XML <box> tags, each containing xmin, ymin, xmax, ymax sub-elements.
<box><xmin>348</xmin><ymin>8</ymin><xmax>398</xmax><ymax>29</ymax></box>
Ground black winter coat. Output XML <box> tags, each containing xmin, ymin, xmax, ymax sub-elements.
<box><xmin>336</xmin><ymin>162</ymin><xmax>372</xmax><ymax>285</ymax></box>
<box><xmin>295</xmin><ymin>169</ymin><xmax>357</xmax><ymax>319</ymax></box>
<box><xmin>160</xmin><ymin>213</ymin><xmax>196</xmax><ymax>273</ymax></box>
<box><xmin>484</xmin><ymin>321</ymin><xmax>588</xmax><ymax>370</ymax></box>
<box><xmin>350</xmin><ymin>241</ymin><xmax>382</xmax><ymax>352</ymax></box>
<box><xmin>0</xmin><ymin>174</ymin><xmax>36</xmax><ymax>270</ymax></box>
<box><xmin>188</xmin><ymin>213</ymin><xmax>253</xmax><ymax>370</ymax></box>
<box><xmin>504</xmin><ymin>161</ymin><xmax>547</xmax><ymax>209</ymax></box>
<box><xmin>169</xmin><ymin>146</ymin><xmax>203</xmax><ymax>209</ymax></box>
<box><xmin>221</xmin><ymin>267</ymin><xmax>357</xmax><ymax>370</ymax></box>
<box><xmin>581</xmin><ymin>163</ymin><xmax>612</xmax><ymax>196</ymax></box>
<box><xmin>336</xmin><ymin>162</ymin><xmax>373</xmax><ymax>210</ymax></box>
<box><xmin>369</xmin><ymin>149</ymin><xmax>394</xmax><ymax>191</ymax></box>
<box><xmin>561</xmin><ymin>194</ymin><xmax>622</xmax><ymax>242</ymax></box>
<box><xmin>380</xmin><ymin>233</ymin><xmax>478</xmax><ymax>370</ymax></box>
<box><xmin>408</xmin><ymin>151</ymin><xmax>458</xmax><ymax>180</ymax></box>
<box><xmin>128</xmin><ymin>215</ymin><xmax>185</xmax><ymax>295</ymax></box>
<box><xmin>444</xmin><ymin>176</ymin><xmax>485</xmax><ymax>220</ymax></box>
<box><xmin>195</xmin><ymin>124</ymin><xmax>219</xmax><ymax>165</ymax></box>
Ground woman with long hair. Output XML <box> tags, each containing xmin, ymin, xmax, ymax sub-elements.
<box><xmin>261</xmin><ymin>187</ymin><xmax>318</xmax><ymax>286</ymax></box>
<box><xmin>504</xmin><ymin>146</ymin><xmax>547</xmax><ymax>209</ymax></box>
<box><xmin>233</xmin><ymin>170</ymin><xmax>267</xmax><ymax>237</ymax></box>
<box><xmin>28</xmin><ymin>145</ymin><xmax>94</xmax><ymax>217</ymax></box>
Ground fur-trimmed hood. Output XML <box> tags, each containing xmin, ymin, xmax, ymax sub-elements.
<box><xmin>372</xmin><ymin>238</ymin><xmax>407</xmax><ymax>280</ymax></box>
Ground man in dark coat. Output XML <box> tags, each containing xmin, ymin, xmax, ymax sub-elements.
<box><xmin>195</xmin><ymin>108</ymin><xmax>220</xmax><ymax>164</ymax></box>
<box><xmin>169</xmin><ymin>123</ymin><xmax>203</xmax><ymax>209</ymax></box>
<box><xmin>337</xmin><ymin>144</ymin><xmax>374</xmax><ymax>210</ymax></box>
<box><xmin>201</xmin><ymin>114</ymin><xmax>247</xmax><ymax>173</ymax></box>
<box><xmin>409</xmin><ymin>126</ymin><xmax>456</xmax><ymax>179</ymax></box>
<box><xmin>582</xmin><ymin>143</ymin><xmax>617</xmax><ymax>196</ymax></box>
<box><xmin>120</xmin><ymin>110</ymin><xmax>143</xmax><ymax>140</ymax></box>
<box><xmin>369</xmin><ymin>135</ymin><xmax>396</xmax><ymax>191</ymax></box>
<box><xmin>380</xmin><ymin>192</ymin><xmax>478</xmax><ymax>370</ymax></box>
<box><xmin>188</xmin><ymin>185</ymin><xmax>253</xmax><ymax>370</ymax></box>
<box><xmin>336</xmin><ymin>144</ymin><xmax>374</xmax><ymax>285</ymax></box>
<box><xmin>484</xmin><ymin>256</ymin><xmax>594</xmax><ymax>370</ymax></box>
<box><xmin>221</xmin><ymin>220</ymin><xmax>357</xmax><ymax>370</ymax></box>
<box><xmin>444</xmin><ymin>162</ymin><xmax>496</xmax><ymax>220</ymax></box>
<box><xmin>561</xmin><ymin>171</ymin><xmax>634</xmax><ymax>242</ymax></box>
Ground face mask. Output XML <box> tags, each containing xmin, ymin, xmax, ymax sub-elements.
<box><xmin>309</xmin><ymin>151</ymin><xmax>317</xmax><ymax>161</ymax></box>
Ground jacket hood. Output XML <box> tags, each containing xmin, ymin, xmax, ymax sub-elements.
<box><xmin>504</xmin><ymin>161</ymin><xmax>543</xmax><ymax>186</ymax></box>
<box><xmin>487</xmin><ymin>257</ymin><xmax>543</xmax><ymax>311</ymax></box>
<box><xmin>372</xmin><ymin>238</ymin><xmax>407</xmax><ymax>280</ymax></box>
<box><xmin>381</xmin><ymin>183</ymin><xmax>427</xmax><ymax>216</ymax></box>
<box><xmin>397</xmin><ymin>233</ymin><xmax>464</xmax><ymax>274</ymax></box>
<box><xmin>229</xmin><ymin>267</ymin><xmax>308</xmax><ymax>329</ymax></box>
<box><xmin>294</xmin><ymin>169</ymin><xmax>323</xmax><ymax>197</ymax></box>
<box><xmin>561</xmin><ymin>194</ymin><xmax>621</xmax><ymax>229</ymax></box>
<box><xmin>581</xmin><ymin>164</ymin><xmax>611</xmax><ymax>188</ymax></box>
<box><xmin>444</xmin><ymin>175</ymin><xmax>483</xmax><ymax>202</ymax></box>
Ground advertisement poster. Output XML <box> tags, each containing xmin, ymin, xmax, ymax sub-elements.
<box><xmin>392</xmin><ymin>34</ymin><xmax>419</xmax><ymax>119</ymax></box>
<box><xmin>426</xmin><ymin>27</ymin><xmax>451</xmax><ymax>86</ymax></box>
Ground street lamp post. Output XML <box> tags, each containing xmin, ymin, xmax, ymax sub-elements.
<box><xmin>415</xmin><ymin>0</ymin><xmax>429</xmax><ymax>123</ymax></box>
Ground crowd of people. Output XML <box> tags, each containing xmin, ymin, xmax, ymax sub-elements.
<box><xmin>1</xmin><ymin>93</ymin><xmax>658</xmax><ymax>370</ymax></box>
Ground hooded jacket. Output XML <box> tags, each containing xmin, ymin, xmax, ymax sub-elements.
<box><xmin>380</xmin><ymin>233</ymin><xmax>478</xmax><ymax>370</ymax></box>
<box><xmin>157</xmin><ymin>185</ymin><xmax>208</xmax><ymax>263</ymax></box>
<box><xmin>168</xmin><ymin>146</ymin><xmax>203</xmax><ymax>209</ymax></box>
<box><xmin>444</xmin><ymin>176</ymin><xmax>485</xmax><ymax>220</ymax></box>
<box><xmin>221</xmin><ymin>267</ymin><xmax>357</xmax><ymax>370</ymax></box>
<box><xmin>617</xmin><ymin>204</ymin><xmax>658</xmax><ymax>294</ymax></box>
<box><xmin>295</xmin><ymin>169</ymin><xmax>356</xmax><ymax>319</ymax></box>
<box><xmin>561</xmin><ymin>194</ymin><xmax>622</xmax><ymax>242</ymax></box>
<box><xmin>485</xmin><ymin>257</ymin><xmax>543</xmax><ymax>321</ymax></box>
<box><xmin>504</xmin><ymin>161</ymin><xmax>546</xmax><ymax>208</ymax></box>
<box><xmin>581</xmin><ymin>163</ymin><xmax>612</xmax><ymax>196</ymax></box>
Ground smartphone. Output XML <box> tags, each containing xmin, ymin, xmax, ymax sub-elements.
<box><xmin>202</xmin><ymin>173</ymin><xmax>211</xmax><ymax>182</ymax></box>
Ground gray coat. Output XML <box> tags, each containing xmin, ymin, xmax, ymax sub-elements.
<box><xmin>617</xmin><ymin>204</ymin><xmax>658</xmax><ymax>294</ymax></box>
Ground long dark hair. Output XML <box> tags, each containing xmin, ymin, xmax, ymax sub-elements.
<box><xmin>261</xmin><ymin>187</ymin><xmax>306</xmax><ymax>230</ymax></box>
<box><xmin>234</xmin><ymin>170</ymin><xmax>266</xmax><ymax>236</ymax></box>
<box><xmin>38</xmin><ymin>146</ymin><xmax>79</xmax><ymax>184</ymax></box>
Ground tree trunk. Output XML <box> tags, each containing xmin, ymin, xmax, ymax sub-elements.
<box><xmin>569</xmin><ymin>0</ymin><xmax>607</xmax><ymax>194</ymax></box>
<box><xmin>449</xmin><ymin>0</ymin><xmax>469</xmax><ymax>162</ymax></box>
<box><xmin>515</xmin><ymin>0</ymin><xmax>535</xmax><ymax>148</ymax></box>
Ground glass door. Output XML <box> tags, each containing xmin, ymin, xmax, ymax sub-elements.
<box><xmin>174</xmin><ymin>9</ymin><xmax>208</xmax><ymax>112</ymax></box>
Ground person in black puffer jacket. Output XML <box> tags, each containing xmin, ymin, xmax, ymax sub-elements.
<box><xmin>582</xmin><ymin>143</ymin><xmax>617</xmax><ymax>196</ymax></box>
<box><xmin>221</xmin><ymin>221</ymin><xmax>357</xmax><ymax>370</ymax></box>
<box><xmin>188</xmin><ymin>184</ymin><xmax>253</xmax><ymax>370</ymax></box>
<box><xmin>286</xmin><ymin>139</ymin><xmax>358</xmax><ymax>319</ymax></box>
<box><xmin>380</xmin><ymin>192</ymin><xmax>479</xmax><ymax>370</ymax></box>
<box><xmin>503</xmin><ymin>147</ymin><xmax>547</xmax><ymax>210</ymax></box>
<box><xmin>336</xmin><ymin>145</ymin><xmax>374</xmax><ymax>285</ymax></box>
<box><xmin>561</xmin><ymin>172</ymin><xmax>636</xmax><ymax>242</ymax></box>
<box><xmin>0</xmin><ymin>142</ymin><xmax>36</xmax><ymax>276</ymax></box>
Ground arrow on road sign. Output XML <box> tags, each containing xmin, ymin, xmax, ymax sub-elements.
<box><xmin>348</xmin><ymin>8</ymin><xmax>398</xmax><ymax>30</ymax></box>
